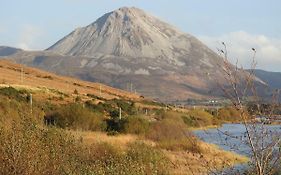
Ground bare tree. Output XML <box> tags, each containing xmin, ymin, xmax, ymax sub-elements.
<box><xmin>208</xmin><ymin>42</ymin><xmax>281</xmax><ymax>175</ymax></box>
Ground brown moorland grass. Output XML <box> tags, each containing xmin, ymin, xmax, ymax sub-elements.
<box><xmin>70</xmin><ymin>131</ymin><xmax>150</xmax><ymax>150</ymax></box>
<box><xmin>0</xmin><ymin>59</ymin><xmax>141</xmax><ymax>101</ymax></box>
<box><xmin>72</xmin><ymin>130</ymin><xmax>248</xmax><ymax>175</ymax></box>
<box><xmin>165</xmin><ymin>141</ymin><xmax>248</xmax><ymax>175</ymax></box>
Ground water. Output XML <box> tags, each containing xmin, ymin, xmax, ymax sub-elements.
<box><xmin>194</xmin><ymin>124</ymin><xmax>281</xmax><ymax>156</ymax></box>
<box><xmin>194</xmin><ymin>124</ymin><xmax>281</xmax><ymax>174</ymax></box>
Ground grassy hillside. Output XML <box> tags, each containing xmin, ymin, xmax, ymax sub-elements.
<box><xmin>0</xmin><ymin>59</ymin><xmax>141</xmax><ymax>101</ymax></box>
<box><xmin>0</xmin><ymin>60</ymin><xmax>247</xmax><ymax>174</ymax></box>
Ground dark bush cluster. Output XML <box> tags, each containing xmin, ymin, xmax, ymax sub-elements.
<box><xmin>45</xmin><ymin>103</ymin><xmax>106</xmax><ymax>131</ymax></box>
<box><xmin>106</xmin><ymin>116</ymin><xmax>150</xmax><ymax>135</ymax></box>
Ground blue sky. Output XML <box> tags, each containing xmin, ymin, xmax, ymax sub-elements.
<box><xmin>1</xmin><ymin>0</ymin><xmax>281</xmax><ymax>71</ymax></box>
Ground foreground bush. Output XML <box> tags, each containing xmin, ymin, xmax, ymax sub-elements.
<box><xmin>0</xmin><ymin>95</ymin><xmax>168</xmax><ymax>175</ymax></box>
<box><xmin>86</xmin><ymin>142</ymin><xmax>169</xmax><ymax>175</ymax></box>
<box><xmin>0</xmin><ymin>114</ymin><xmax>169</xmax><ymax>174</ymax></box>
<box><xmin>0</xmin><ymin>117</ymin><xmax>86</xmax><ymax>175</ymax></box>
<box><xmin>146</xmin><ymin>117</ymin><xmax>202</xmax><ymax>153</ymax></box>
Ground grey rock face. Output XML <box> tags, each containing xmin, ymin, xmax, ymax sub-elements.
<box><xmin>47</xmin><ymin>7</ymin><xmax>221</xmax><ymax>71</ymax></box>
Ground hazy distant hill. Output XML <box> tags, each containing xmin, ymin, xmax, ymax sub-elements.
<box><xmin>249</xmin><ymin>69</ymin><xmax>281</xmax><ymax>89</ymax></box>
<box><xmin>0</xmin><ymin>46</ymin><xmax>22</xmax><ymax>56</ymax></box>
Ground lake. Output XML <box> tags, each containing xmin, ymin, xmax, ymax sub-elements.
<box><xmin>193</xmin><ymin>123</ymin><xmax>281</xmax><ymax>173</ymax></box>
<box><xmin>194</xmin><ymin>123</ymin><xmax>281</xmax><ymax>155</ymax></box>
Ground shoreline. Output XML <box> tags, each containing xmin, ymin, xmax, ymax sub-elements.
<box><xmin>189</xmin><ymin>125</ymin><xmax>220</xmax><ymax>131</ymax></box>
<box><xmin>72</xmin><ymin>130</ymin><xmax>248</xmax><ymax>174</ymax></box>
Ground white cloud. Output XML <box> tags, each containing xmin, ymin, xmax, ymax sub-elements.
<box><xmin>17</xmin><ymin>25</ymin><xmax>45</xmax><ymax>50</ymax></box>
<box><xmin>198</xmin><ymin>31</ymin><xmax>281</xmax><ymax>72</ymax></box>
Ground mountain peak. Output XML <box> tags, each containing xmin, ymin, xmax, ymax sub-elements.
<box><xmin>114</xmin><ymin>6</ymin><xmax>147</xmax><ymax>16</ymax></box>
<box><xmin>92</xmin><ymin>6</ymin><xmax>146</xmax><ymax>28</ymax></box>
<box><xmin>116</xmin><ymin>6</ymin><xmax>142</xmax><ymax>12</ymax></box>
<box><xmin>47</xmin><ymin>6</ymin><xmax>195</xmax><ymax>59</ymax></box>
<box><xmin>10</xmin><ymin>7</ymin><xmax>231</xmax><ymax>101</ymax></box>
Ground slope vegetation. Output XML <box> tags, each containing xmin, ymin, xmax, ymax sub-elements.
<box><xmin>0</xmin><ymin>59</ymin><xmax>247</xmax><ymax>174</ymax></box>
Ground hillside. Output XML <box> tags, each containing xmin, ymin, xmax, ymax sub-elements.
<box><xmin>0</xmin><ymin>46</ymin><xmax>22</xmax><ymax>56</ymax></box>
<box><xmin>0</xmin><ymin>61</ymin><xmax>248</xmax><ymax>174</ymax></box>
<box><xmin>0</xmin><ymin>59</ymin><xmax>141</xmax><ymax>102</ymax></box>
<box><xmin>250</xmin><ymin>69</ymin><xmax>281</xmax><ymax>89</ymax></box>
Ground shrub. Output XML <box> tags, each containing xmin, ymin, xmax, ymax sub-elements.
<box><xmin>0</xmin><ymin>117</ymin><xmax>87</xmax><ymax>175</ymax></box>
<box><xmin>0</xmin><ymin>87</ymin><xmax>28</xmax><ymax>101</ymax></box>
<box><xmin>0</xmin><ymin>117</ymin><xmax>170</xmax><ymax>175</ymax></box>
<box><xmin>84</xmin><ymin>141</ymin><xmax>169</xmax><ymax>175</ymax></box>
<box><xmin>126</xmin><ymin>142</ymin><xmax>169</xmax><ymax>174</ymax></box>
<box><xmin>106</xmin><ymin>118</ymin><xmax>126</xmax><ymax>133</ymax></box>
<box><xmin>109</xmin><ymin>109</ymin><xmax>120</xmax><ymax>119</ymax></box>
<box><xmin>146</xmin><ymin>117</ymin><xmax>202</xmax><ymax>153</ymax></box>
<box><xmin>0</xmin><ymin>99</ymin><xmax>170</xmax><ymax>174</ymax></box>
<box><xmin>182</xmin><ymin>115</ymin><xmax>197</xmax><ymax>127</ymax></box>
<box><xmin>217</xmin><ymin>107</ymin><xmax>241</xmax><ymax>122</ymax></box>
<box><xmin>45</xmin><ymin>103</ymin><xmax>106</xmax><ymax>131</ymax></box>
<box><xmin>74</xmin><ymin>96</ymin><xmax>81</xmax><ymax>102</ymax></box>
<box><xmin>106</xmin><ymin>115</ymin><xmax>149</xmax><ymax>135</ymax></box>
<box><xmin>86</xmin><ymin>93</ymin><xmax>105</xmax><ymax>101</ymax></box>
<box><xmin>106</xmin><ymin>99</ymin><xmax>137</xmax><ymax>116</ymax></box>
<box><xmin>42</xmin><ymin>75</ymin><xmax>53</xmax><ymax>80</ymax></box>
<box><xmin>141</xmin><ymin>100</ymin><xmax>166</xmax><ymax>107</ymax></box>
<box><xmin>154</xmin><ymin>109</ymin><xmax>166</xmax><ymax>120</ymax></box>
<box><xmin>123</xmin><ymin>116</ymin><xmax>150</xmax><ymax>135</ymax></box>
<box><xmin>0</xmin><ymin>95</ymin><xmax>45</xmax><ymax>125</ymax></box>
<box><xmin>86</xmin><ymin>99</ymin><xmax>137</xmax><ymax>117</ymax></box>
<box><xmin>157</xmin><ymin>136</ymin><xmax>202</xmax><ymax>153</ymax></box>
<box><xmin>86</xmin><ymin>101</ymin><xmax>115</xmax><ymax>114</ymax></box>
<box><xmin>183</xmin><ymin>109</ymin><xmax>217</xmax><ymax>127</ymax></box>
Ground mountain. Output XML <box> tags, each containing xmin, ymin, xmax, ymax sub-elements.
<box><xmin>47</xmin><ymin>7</ymin><xmax>216</xmax><ymax>61</ymax></box>
<box><xmin>250</xmin><ymin>69</ymin><xmax>281</xmax><ymax>89</ymax></box>
<box><xmin>0</xmin><ymin>46</ymin><xmax>22</xmax><ymax>56</ymax></box>
<box><xmin>0</xmin><ymin>7</ymin><xmax>253</xmax><ymax>101</ymax></box>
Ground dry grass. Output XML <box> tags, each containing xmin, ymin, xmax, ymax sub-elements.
<box><xmin>71</xmin><ymin>131</ymin><xmax>156</xmax><ymax>150</ymax></box>
<box><xmin>166</xmin><ymin>141</ymin><xmax>248</xmax><ymax>175</ymax></box>
<box><xmin>189</xmin><ymin>125</ymin><xmax>219</xmax><ymax>131</ymax></box>
<box><xmin>0</xmin><ymin>59</ymin><xmax>141</xmax><ymax>101</ymax></box>
<box><xmin>71</xmin><ymin>130</ymin><xmax>248</xmax><ymax>175</ymax></box>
